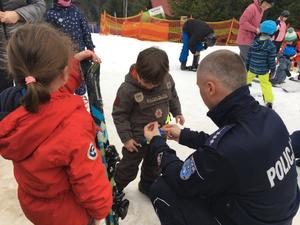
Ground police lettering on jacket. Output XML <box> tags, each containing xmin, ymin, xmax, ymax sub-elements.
<box><xmin>267</xmin><ymin>139</ymin><xmax>295</xmax><ymax>188</ymax></box>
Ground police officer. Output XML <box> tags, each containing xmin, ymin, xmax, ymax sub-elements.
<box><xmin>179</xmin><ymin>19</ymin><xmax>216</xmax><ymax>71</ymax></box>
<box><xmin>144</xmin><ymin>50</ymin><xmax>299</xmax><ymax>225</ymax></box>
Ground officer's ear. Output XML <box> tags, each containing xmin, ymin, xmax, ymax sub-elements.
<box><xmin>207</xmin><ymin>80</ymin><xmax>217</xmax><ymax>96</ymax></box>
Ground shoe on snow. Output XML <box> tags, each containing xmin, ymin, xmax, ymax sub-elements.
<box><xmin>266</xmin><ymin>103</ymin><xmax>273</xmax><ymax>109</ymax></box>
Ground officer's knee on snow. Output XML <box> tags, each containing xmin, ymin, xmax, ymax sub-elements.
<box><xmin>149</xmin><ymin>177</ymin><xmax>170</xmax><ymax>201</ymax></box>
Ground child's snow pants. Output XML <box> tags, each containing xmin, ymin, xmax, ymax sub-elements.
<box><xmin>247</xmin><ymin>71</ymin><xmax>274</xmax><ymax>104</ymax></box>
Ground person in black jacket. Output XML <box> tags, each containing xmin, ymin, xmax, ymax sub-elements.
<box><xmin>144</xmin><ymin>50</ymin><xmax>299</xmax><ymax>225</ymax></box>
<box><xmin>179</xmin><ymin>19</ymin><xmax>216</xmax><ymax>71</ymax></box>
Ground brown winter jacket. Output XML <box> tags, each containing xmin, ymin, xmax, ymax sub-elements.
<box><xmin>112</xmin><ymin>65</ymin><xmax>182</xmax><ymax>144</ymax></box>
<box><xmin>0</xmin><ymin>0</ymin><xmax>46</xmax><ymax>70</ymax></box>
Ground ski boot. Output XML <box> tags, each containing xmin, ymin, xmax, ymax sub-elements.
<box><xmin>189</xmin><ymin>54</ymin><xmax>200</xmax><ymax>72</ymax></box>
<box><xmin>113</xmin><ymin>187</ymin><xmax>129</xmax><ymax>220</ymax></box>
<box><xmin>180</xmin><ymin>61</ymin><xmax>189</xmax><ymax>71</ymax></box>
<box><xmin>266</xmin><ymin>102</ymin><xmax>273</xmax><ymax>109</ymax></box>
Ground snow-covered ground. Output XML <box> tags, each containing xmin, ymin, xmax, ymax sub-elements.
<box><xmin>1</xmin><ymin>34</ymin><xmax>300</xmax><ymax>225</ymax></box>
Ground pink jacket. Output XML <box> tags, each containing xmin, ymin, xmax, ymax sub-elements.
<box><xmin>237</xmin><ymin>0</ymin><xmax>263</xmax><ymax>45</ymax></box>
<box><xmin>274</xmin><ymin>19</ymin><xmax>287</xmax><ymax>42</ymax></box>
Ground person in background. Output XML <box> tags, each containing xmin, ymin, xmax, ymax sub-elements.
<box><xmin>292</xmin><ymin>30</ymin><xmax>300</xmax><ymax>80</ymax></box>
<box><xmin>0</xmin><ymin>24</ymin><xmax>111</xmax><ymax>225</ymax></box>
<box><xmin>246</xmin><ymin>20</ymin><xmax>277</xmax><ymax>108</ymax></box>
<box><xmin>179</xmin><ymin>19</ymin><xmax>216</xmax><ymax>71</ymax></box>
<box><xmin>273</xmin><ymin>10</ymin><xmax>290</xmax><ymax>53</ymax></box>
<box><xmin>0</xmin><ymin>0</ymin><xmax>46</xmax><ymax>93</ymax></box>
<box><xmin>270</xmin><ymin>45</ymin><xmax>296</xmax><ymax>86</ymax></box>
<box><xmin>144</xmin><ymin>50</ymin><xmax>299</xmax><ymax>225</ymax></box>
<box><xmin>237</xmin><ymin>0</ymin><xmax>274</xmax><ymax>63</ymax></box>
<box><xmin>46</xmin><ymin>0</ymin><xmax>95</xmax><ymax>95</ymax></box>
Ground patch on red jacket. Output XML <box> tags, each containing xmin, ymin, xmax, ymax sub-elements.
<box><xmin>113</xmin><ymin>96</ymin><xmax>120</xmax><ymax>107</ymax></box>
<box><xmin>87</xmin><ymin>143</ymin><xmax>98</xmax><ymax>160</ymax></box>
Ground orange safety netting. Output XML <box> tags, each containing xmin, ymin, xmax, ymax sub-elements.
<box><xmin>100</xmin><ymin>12</ymin><xmax>239</xmax><ymax>45</ymax></box>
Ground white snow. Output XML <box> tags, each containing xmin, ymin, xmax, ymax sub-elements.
<box><xmin>1</xmin><ymin>34</ymin><xmax>300</xmax><ymax>224</ymax></box>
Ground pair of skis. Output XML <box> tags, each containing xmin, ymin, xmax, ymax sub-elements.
<box><xmin>83</xmin><ymin>61</ymin><xmax>129</xmax><ymax>225</ymax></box>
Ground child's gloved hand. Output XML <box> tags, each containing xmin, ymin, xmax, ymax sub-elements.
<box><xmin>124</xmin><ymin>139</ymin><xmax>141</xmax><ymax>152</ymax></box>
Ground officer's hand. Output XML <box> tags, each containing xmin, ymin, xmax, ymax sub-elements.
<box><xmin>74</xmin><ymin>50</ymin><xmax>101</xmax><ymax>64</ymax></box>
<box><xmin>124</xmin><ymin>139</ymin><xmax>141</xmax><ymax>152</ymax></box>
<box><xmin>162</xmin><ymin>124</ymin><xmax>181</xmax><ymax>142</ymax></box>
<box><xmin>0</xmin><ymin>11</ymin><xmax>20</xmax><ymax>24</ymax></box>
<box><xmin>144</xmin><ymin>122</ymin><xmax>161</xmax><ymax>142</ymax></box>
<box><xmin>175</xmin><ymin>115</ymin><xmax>185</xmax><ymax>125</ymax></box>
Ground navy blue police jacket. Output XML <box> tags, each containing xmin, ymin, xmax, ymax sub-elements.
<box><xmin>0</xmin><ymin>87</ymin><xmax>23</xmax><ymax>121</ymax></box>
<box><xmin>150</xmin><ymin>85</ymin><xmax>299</xmax><ymax>225</ymax></box>
<box><xmin>182</xmin><ymin>19</ymin><xmax>213</xmax><ymax>54</ymax></box>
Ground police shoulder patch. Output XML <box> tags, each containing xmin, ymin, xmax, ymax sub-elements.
<box><xmin>180</xmin><ymin>156</ymin><xmax>197</xmax><ymax>180</ymax></box>
<box><xmin>204</xmin><ymin>124</ymin><xmax>235</xmax><ymax>149</ymax></box>
<box><xmin>87</xmin><ymin>143</ymin><xmax>98</xmax><ymax>160</ymax></box>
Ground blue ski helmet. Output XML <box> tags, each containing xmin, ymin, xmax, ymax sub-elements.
<box><xmin>283</xmin><ymin>46</ymin><xmax>296</xmax><ymax>57</ymax></box>
<box><xmin>259</xmin><ymin>20</ymin><xmax>277</xmax><ymax>35</ymax></box>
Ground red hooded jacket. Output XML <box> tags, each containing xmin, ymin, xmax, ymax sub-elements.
<box><xmin>0</xmin><ymin>59</ymin><xmax>112</xmax><ymax>225</ymax></box>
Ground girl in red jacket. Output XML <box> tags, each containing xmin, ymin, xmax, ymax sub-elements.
<box><xmin>0</xmin><ymin>24</ymin><xmax>112</xmax><ymax>225</ymax></box>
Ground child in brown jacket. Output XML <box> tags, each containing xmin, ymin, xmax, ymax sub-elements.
<box><xmin>112</xmin><ymin>47</ymin><xmax>184</xmax><ymax>197</ymax></box>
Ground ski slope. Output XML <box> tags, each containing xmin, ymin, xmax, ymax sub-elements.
<box><xmin>1</xmin><ymin>34</ymin><xmax>300</xmax><ymax>225</ymax></box>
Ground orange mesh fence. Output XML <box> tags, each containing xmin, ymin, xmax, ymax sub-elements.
<box><xmin>100</xmin><ymin>12</ymin><xmax>239</xmax><ymax>45</ymax></box>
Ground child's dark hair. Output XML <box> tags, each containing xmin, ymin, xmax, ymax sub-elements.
<box><xmin>136</xmin><ymin>47</ymin><xmax>169</xmax><ymax>85</ymax></box>
<box><xmin>7</xmin><ymin>23</ymin><xmax>73</xmax><ymax>113</ymax></box>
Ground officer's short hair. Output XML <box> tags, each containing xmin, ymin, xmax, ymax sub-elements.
<box><xmin>136</xmin><ymin>47</ymin><xmax>169</xmax><ymax>85</ymax></box>
<box><xmin>197</xmin><ymin>50</ymin><xmax>246</xmax><ymax>90</ymax></box>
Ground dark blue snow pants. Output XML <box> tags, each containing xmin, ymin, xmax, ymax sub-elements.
<box><xmin>150</xmin><ymin>177</ymin><xmax>219</xmax><ymax>225</ymax></box>
<box><xmin>179</xmin><ymin>32</ymin><xmax>204</xmax><ymax>63</ymax></box>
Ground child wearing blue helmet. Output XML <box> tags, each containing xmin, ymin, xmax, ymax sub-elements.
<box><xmin>271</xmin><ymin>45</ymin><xmax>297</xmax><ymax>86</ymax></box>
<box><xmin>246</xmin><ymin>20</ymin><xmax>277</xmax><ymax>108</ymax></box>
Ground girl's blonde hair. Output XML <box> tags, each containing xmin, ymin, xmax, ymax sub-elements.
<box><xmin>7</xmin><ymin>23</ymin><xmax>73</xmax><ymax>113</ymax></box>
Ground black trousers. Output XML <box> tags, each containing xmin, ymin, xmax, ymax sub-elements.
<box><xmin>238</xmin><ymin>45</ymin><xmax>250</xmax><ymax>64</ymax></box>
<box><xmin>150</xmin><ymin>177</ymin><xmax>220</xmax><ymax>225</ymax></box>
<box><xmin>273</xmin><ymin>41</ymin><xmax>283</xmax><ymax>53</ymax></box>
<box><xmin>0</xmin><ymin>68</ymin><xmax>13</xmax><ymax>94</ymax></box>
<box><xmin>115</xmin><ymin>144</ymin><xmax>161</xmax><ymax>190</ymax></box>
